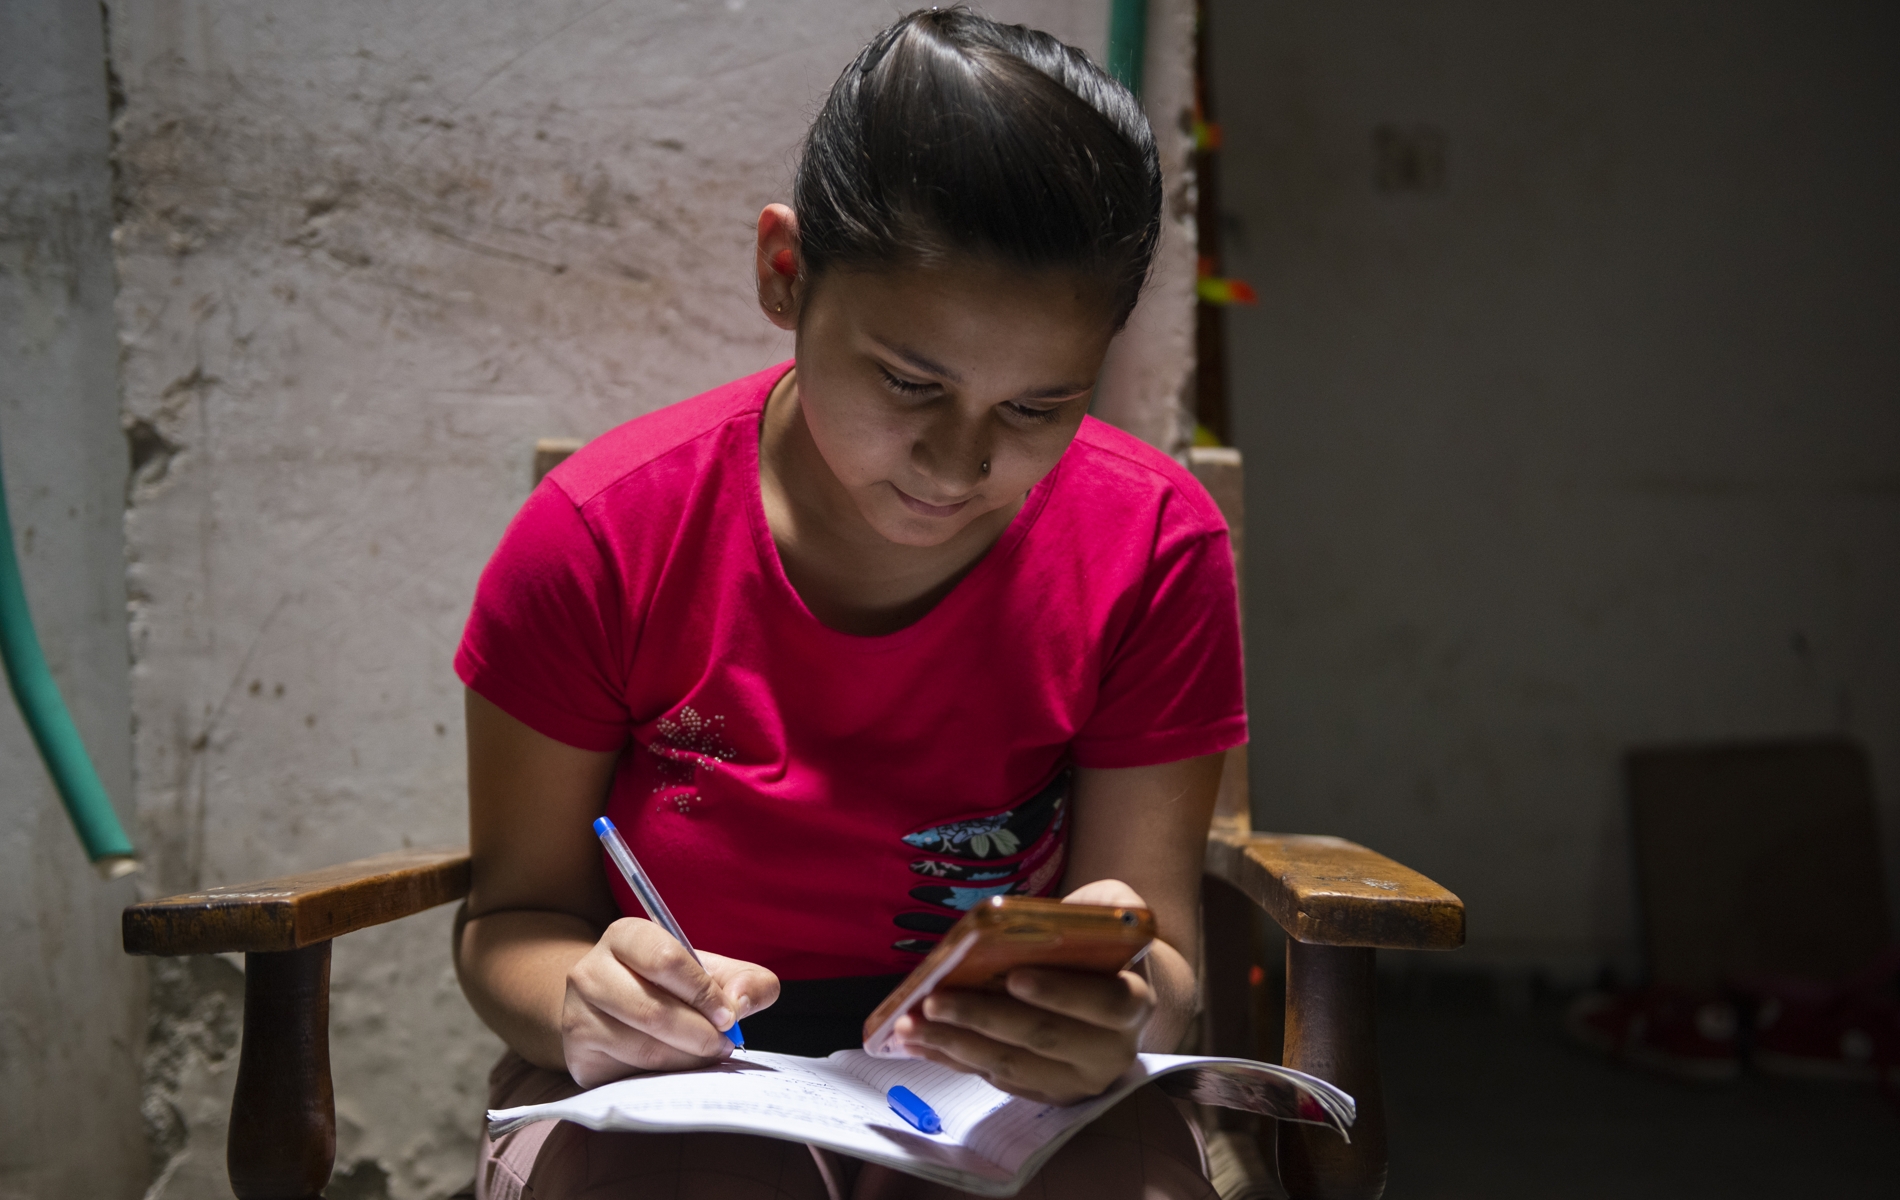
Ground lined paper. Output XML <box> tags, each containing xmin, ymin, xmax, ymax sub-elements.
<box><xmin>487</xmin><ymin>1050</ymin><xmax>1352</xmax><ymax>1197</ymax></box>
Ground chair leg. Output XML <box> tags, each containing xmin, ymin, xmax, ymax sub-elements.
<box><xmin>1202</xmin><ymin>875</ymin><xmax>1258</xmax><ymax>1063</ymax></box>
<box><xmin>1277</xmin><ymin>941</ymin><xmax>1386</xmax><ymax>1200</ymax></box>
<box><xmin>228</xmin><ymin>941</ymin><xmax>336</xmax><ymax>1200</ymax></box>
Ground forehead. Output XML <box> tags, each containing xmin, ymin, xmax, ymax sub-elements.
<box><xmin>810</xmin><ymin>262</ymin><xmax>1118</xmax><ymax>366</ymax></box>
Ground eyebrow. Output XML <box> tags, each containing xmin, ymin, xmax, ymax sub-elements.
<box><xmin>871</xmin><ymin>337</ymin><xmax>1094</xmax><ymax>402</ymax></box>
<box><xmin>873</xmin><ymin>337</ymin><xmax>963</xmax><ymax>383</ymax></box>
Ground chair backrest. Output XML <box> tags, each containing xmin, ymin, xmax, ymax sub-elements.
<box><xmin>1186</xmin><ymin>446</ymin><xmax>1251</xmax><ymax>838</ymax></box>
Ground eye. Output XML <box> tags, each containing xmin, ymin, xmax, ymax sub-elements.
<box><xmin>878</xmin><ymin>368</ymin><xmax>936</xmax><ymax>397</ymax></box>
<box><xmin>1004</xmin><ymin>401</ymin><xmax>1062</xmax><ymax>424</ymax></box>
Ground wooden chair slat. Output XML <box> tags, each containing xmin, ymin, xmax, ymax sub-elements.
<box><xmin>122</xmin><ymin>847</ymin><xmax>471</xmax><ymax>956</ymax></box>
<box><xmin>1205</xmin><ymin>831</ymin><xmax>1465</xmax><ymax>951</ymax></box>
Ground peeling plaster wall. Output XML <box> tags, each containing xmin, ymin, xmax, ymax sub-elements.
<box><xmin>106</xmin><ymin>2</ymin><xmax>1194</xmax><ymax>1195</ymax></box>
<box><xmin>0</xmin><ymin>1</ymin><xmax>147</xmax><ymax>1197</ymax></box>
<box><xmin>1094</xmin><ymin>0</ymin><xmax>1198</xmax><ymax>451</ymax></box>
<box><xmin>1210</xmin><ymin>0</ymin><xmax>1900</xmax><ymax>977</ymax></box>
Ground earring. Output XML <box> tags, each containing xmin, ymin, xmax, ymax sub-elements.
<box><xmin>773</xmin><ymin>300</ymin><xmax>785</xmax><ymax>314</ymax></box>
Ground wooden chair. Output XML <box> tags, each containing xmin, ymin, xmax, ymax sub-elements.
<box><xmin>122</xmin><ymin>446</ymin><xmax>1463</xmax><ymax>1200</ymax></box>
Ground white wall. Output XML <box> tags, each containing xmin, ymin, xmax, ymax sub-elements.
<box><xmin>105</xmin><ymin>2</ymin><xmax>1194</xmax><ymax>1195</ymax></box>
<box><xmin>0</xmin><ymin>1</ymin><xmax>147</xmax><ymax>1196</ymax></box>
<box><xmin>1209</xmin><ymin>0</ymin><xmax>1900</xmax><ymax>977</ymax></box>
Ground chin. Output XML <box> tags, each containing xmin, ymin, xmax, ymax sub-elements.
<box><xmin>844</xmin><ymin>488</ymin><xmax>967</xmax><ymax>548</ymax></box>
<box><xmin>875</xmin><ymin>517</ymin><xmax>967</xmax><ymax>549</ymax></box>
<box><xmin>864</xmin><ymin>505</ymin><xmax>972</xmax><ymax>548</ymax></box>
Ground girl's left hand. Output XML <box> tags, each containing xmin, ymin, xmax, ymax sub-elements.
<box><xmin>891</xmin><ymin>879</ymin><xmax>1158</xmax><ymax>1105</ymax></box>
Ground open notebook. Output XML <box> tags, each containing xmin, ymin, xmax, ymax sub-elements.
<box><xmin>489</xmin><ymin>1050</ymin><xmax>1354</xmax><ymax>1197</ymax></box>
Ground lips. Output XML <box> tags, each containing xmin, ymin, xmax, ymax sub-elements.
<box><xmin>893</xmin><ymin>486</ymin><xmax>971</xmax><ymax>518</ymax></box>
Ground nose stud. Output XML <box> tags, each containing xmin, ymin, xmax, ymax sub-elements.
<box><xmin>980</xmin><ymin>459</ymin><xmax>990</xmax><ymax>475</ymax></box>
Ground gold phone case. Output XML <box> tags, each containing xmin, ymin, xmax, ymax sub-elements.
<box><xmin>862</xmin><ymin>896</ymin><xmax>1155</xmax><ymax>1057</ymax></box>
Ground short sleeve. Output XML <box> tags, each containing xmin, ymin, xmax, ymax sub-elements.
<box><xmin>453</xmin><ymin>482</ymin><xmax>631</xmax><ymax>752</ymax></box>
<box><xmin>1069</xmin><ymin>526</ymin><xmax>1247</xmax><ymax>769</ymax></box>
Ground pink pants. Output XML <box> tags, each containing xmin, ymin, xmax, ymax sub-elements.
<box><xmin>477</xmin><ymin>1052</ymin><xmax>1217</xmax><ymax>1200</ymax></box>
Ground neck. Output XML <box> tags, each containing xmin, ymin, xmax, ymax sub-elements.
<box><xmin>760</xmin><ymin>369</ymin><xmax>885</xmax><ymax>555</ymax></box>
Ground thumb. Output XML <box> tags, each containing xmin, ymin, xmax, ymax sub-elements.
<box><xmin>703</xmin><ymin>953</ymin><xmax>781</xmax><ymax>1023</ymax></box>
<box><xmin>1063</xmin><ymin>878</ymin><xmax>1146</xmax><ymax>909</ymax></box>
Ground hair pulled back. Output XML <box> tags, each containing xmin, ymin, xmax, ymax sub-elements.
<box><xmin>795</xmin><ymin>7</ymin><xmax>1162</xmax><ymax>328</ymax></box>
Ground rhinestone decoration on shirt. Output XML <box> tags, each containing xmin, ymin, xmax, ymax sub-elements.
<box><xmin>645</xmin><ymin>706</ymin><xmax>736</xmax><ymax>813</ymax></box>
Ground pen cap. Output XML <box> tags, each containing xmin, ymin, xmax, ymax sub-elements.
<box><xmin>887</xmin><ymin>1085</ymin><xmax>942</xmax><ymax>1134</ymax></box>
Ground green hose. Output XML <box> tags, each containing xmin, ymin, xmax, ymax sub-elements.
<box><xmin>1107</xmin><ymin>0</ymin><xmax>1148</xmax><ymax>97</ymax></box>
<box><xmin>0</xmin><ymin>429</ymin><xmax>137</xmax><ymax>878</ymax></box>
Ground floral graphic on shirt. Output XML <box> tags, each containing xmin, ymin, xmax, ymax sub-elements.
<box><xmin>904</xmin><ymin>816</ymin><xmax>1019</xmax><ymax>859</ymax></box>
<box><xmin>645</xmin><ymin>706</ymin><xmax>736</xmax><ymax>814</ymax></box>
<box><xmin>908</xmin><ymin>861</ymin><xmax>1013</xmax><ymax>882</ymax></box>
<box><xmin>900</xmin><ymin>774</ymin><xmax>1065</xmax><ymax>859</ymax></box>
<box><xmin>893</xmin><ymin>768</ymin><xmax>1071</xmax><ymax>955</ymax></box>
<box><xmin>911</xmin><ymin>882</ymin><xmax>1018</xmax><ymax>911</ymax></box>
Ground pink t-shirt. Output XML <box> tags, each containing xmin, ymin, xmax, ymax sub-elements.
<box><xmin>455</xmin><ymin>363</ymin><xmax>1246</xmax><ymax>979</ymax></box>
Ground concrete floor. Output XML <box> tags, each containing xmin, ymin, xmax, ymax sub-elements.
<box><xmin>1377</xmin><ymin>979</ymin><xmax>1900</xmax><ymax>1198</ymax></box>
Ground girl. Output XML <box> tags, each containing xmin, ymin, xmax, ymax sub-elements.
<box><xmin>454</xmin><ymin>10</ymin><xmax>1245</xmax><ymax>1199</ymax></box>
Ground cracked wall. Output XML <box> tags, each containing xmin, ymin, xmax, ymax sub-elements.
<box><xmin>0</xmin><ymin>1</ymin><xmax>147</xmax><ymax>1196</ymax></box>
<box><xmin>106</xmin><ymin>2</ymin><xmax>1194</xmax><ymax>1196</ymax></box>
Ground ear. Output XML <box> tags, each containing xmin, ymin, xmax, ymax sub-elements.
<box><xmin>756</xmin><ymin>204</ymin><xmax>802</xmax><ymax>331</ymax></box>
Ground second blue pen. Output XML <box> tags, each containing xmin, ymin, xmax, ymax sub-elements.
<box><xmin>593</xmin><ymin>815</ymin><xmax>746</xmax><ymax>1049</ymax></box>
<box><xmin>888</xmin><ymin>1085</ymin><xmax>942</xmax><ymax>1134</ymax></box>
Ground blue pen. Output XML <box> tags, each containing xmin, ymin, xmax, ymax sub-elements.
<box><xmin>887</xmin><ymin>1085</ymin><xmax>942</xmax><ymax>1134</ymax></box>
<box><xmin>593</xmin><ymin>816</ymin><xmax>745</xmax><ymax>1049</ymax></box>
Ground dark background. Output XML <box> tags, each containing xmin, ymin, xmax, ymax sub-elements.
<box><xmin>1203</xmin><ymin>2</ymin><xmax>1900</xmax><ymax>1192</ymax></box>
<box><xmin>1209</xmin><ymin>0</ymin><xmax>1899</xmax><ymax>989</ymax></box>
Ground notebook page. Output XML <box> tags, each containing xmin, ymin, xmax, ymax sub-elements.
<box><xmin>486</xmin><ymin>1052</ymin><xmax>1007</xmax><ymax>1182</ymax></box>
<box><xmin>833</xmin><ymin>1051</ymin><xmax>1358</xmax><ymax>1175</ymax></box>
<box><xmin>487</xmin><ymin>1054</ymin><xmax>867</xmax><ymax>1138</ymax></box>
<box><xmin>836</xmin><ymin>1052</ymin><xmax>1126</xmax><ymax>1176</ymax></box>
<box><xmin>487</xmin><ymin>1049</ymin><xmax>1354</xmax><ymax>1195</ymax></box>
<box><xmin>830</xmin><ymin>1054</ymin><xmax>1016</xmax><ymax>1139</ymax></box>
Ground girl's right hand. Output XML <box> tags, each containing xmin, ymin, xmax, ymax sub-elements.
<box><xmin>561</xmin><ymin>916</ymin><xmax>780</xmax><ymax>1087</ymax></box>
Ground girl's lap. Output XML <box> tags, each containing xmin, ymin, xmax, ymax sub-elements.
<box><xmin>477</xmin><ymin>1052</ymin><xmax>1215</xmax><ymax>1200</ymax></box>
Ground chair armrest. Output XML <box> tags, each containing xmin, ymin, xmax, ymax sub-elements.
<box><xmin>1204</xmin><ymin>831</ymin><xmax>1464</xmax><ymax>950</ymax></box>
<box><xmin>123</xmin><ymin>847</ymin><xmax>472</xmax><ymax>956</ymax></box>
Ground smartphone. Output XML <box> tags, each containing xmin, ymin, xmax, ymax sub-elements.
<box><xmin>861</xmin><ymin>895</ymin><xmax>1156</xmax><ymax>1057</ymax></box>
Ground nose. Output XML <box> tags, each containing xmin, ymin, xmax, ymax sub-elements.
<box><xmin>909</xmin><ymin>406</ymin><xmax>991</xmax><ymax>497</ymax></box>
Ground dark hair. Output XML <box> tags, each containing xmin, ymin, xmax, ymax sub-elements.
<box><xmin>794</xmin><ymin>8</ymin><xmax>1162</xmax><ymax>328</ymax></box>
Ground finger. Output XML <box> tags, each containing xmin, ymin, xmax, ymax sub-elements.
<box><xmin>605</xmin><ymin>919</ymin><xmax>738</xmax><ymax>1029</ymax></box>
<box><xmin>573</xmin><ymin>931</ymin><xmax>732</xmax><ymax>1059</ymax></box>
<box><xmin>1003</xmin><ymin>968</ymin><xmax>1153</xmax><ymax>1033</ymax></box>
<box><xmin>699</xmin><ymin>951</ymin><xmax>781</xmax><ymax>1022</ymax></box>
<box><xmin>1062</xmin><ymin>878</ymin><xmax>1145</xmax><ymax>909</ymax></box>
<box><xmin>569</xmin><ymin>954</ymin><xmax>733</xmax><ymax>1060</ymax></box>
<box><xmin>922</xmin><ymin>989</ymin><xmax>1127</xmax><ymax>1064</ymax></box>
<box><xmin>565</xmin><ymin>990</ymin><xmax>722</xmax><ymax>1084</ymax></box>
<box><xmin>897</xmin><ymin>1037</ymin><xmax>1066</xmax><ymax>1102</ymax></box>
<box><xmin>899</xmin><ymin>1012</ymin><xmax>1093</xmax><ymax>1104</ymax></box>
<box><xmin>887</xmin><ymin>1031</ymin><xmax>1023</xmax><ymax>1092</ymax></box>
